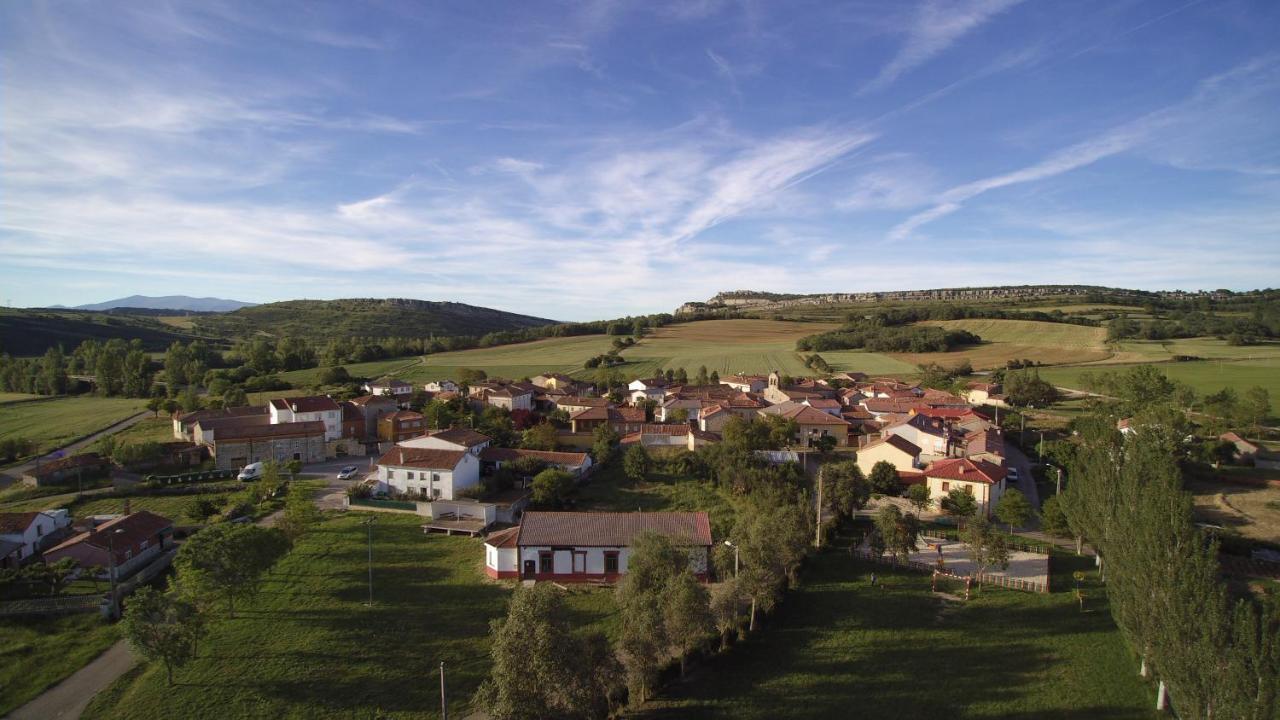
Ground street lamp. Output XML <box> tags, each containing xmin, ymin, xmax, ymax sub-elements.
<box><xmin>723</xmin><ymin>540</ymin><xmax>739</xmax><ymax>578</ymax></box>
<box><xmin>107</xmin><ymin>527</ymin><xmax>125</xmax><ymax>620</ymax></box>
<box><xmin>362</xmin><ymin>516</ymin><xmax>377</xmax><ymax>606</ymax></box>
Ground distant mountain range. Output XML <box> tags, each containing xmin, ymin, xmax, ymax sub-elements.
<box><xmin>66</xmin><ymin>295</ymin><xmax>257</xmax><ymax>312</ymax></box>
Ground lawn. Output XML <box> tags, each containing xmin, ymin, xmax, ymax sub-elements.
<box><xmin>0</xmin><ymin>614</ymin><xmax>120</xmax><ymax>716</ymax></box>
<box><xmin>904</xmin><ymin>319</ymin><xmax>1112</xmax><ymax>369</ymax></box>
<box><xmin>576</xmin><ymin>462</ymin><xmax>739</xmax><ymax>539</ymax></box>
<box><xmin>0</xmin><ymin>392</ymin><xmax>42</xmax><ymax>404</ymax></box>
<box><xmin>0</xmin><ymin>396</ymin><xmax>148</xmax><ymax>454</ymax></box>
<box><xmin>107</xmin><ymin>416</ymin><xmax>176</xmax><ymax>446</ymax></box>
<box><xmin>638</xmin><ymin>548</ymin><xmax>1155</xmax><ymax>719</ymax></box>
<box><xmin>1039</xmin><ymin>358</ymin><xmax>1280</xmax><ymax>413</ymax></box>
<box><xmin>84</xmin><ymin>513</ymin><xmax>512</xmax><ymax>720</ymax></box>
<box><xmin>279</xmin><ymin>356</ymin><xmax>429</xmax><ymax>387</ymax></box>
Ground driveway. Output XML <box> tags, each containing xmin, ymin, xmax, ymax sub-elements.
<box><xmin>300</xmin><ymin>455</ymin><xmax>376</xmax><ymax>511</ymax></box>
<box><xmin>7</xmin><ymin>640</ymin><xmax>135</xmax><ymax>720</ymax></box>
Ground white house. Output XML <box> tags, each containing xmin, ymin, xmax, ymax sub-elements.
<box><xmin>883</xmin><ymin>414</ymin><xmax>952</xmax><ymax>458</ymax></box>
<box><xmin>484</xmin><ymin>511</ymin><xmax>712</xmax><ymax>581</ymax></box>
<box><xmin>856</xmin><ymin>434</ymin><xmax>922</xmax><ymax>476</ymax></box>
<box><xmin>0</xmin><ymin>510</ymin><xmax>68</xmax><ymax>567</ymax></box>
<box><xmin>401</xmin><ymin>428</ymin><xmax>492</xmax><ymax>456</ymax></box>
<box><xmin>363</xmin><ymin>378</ymin><xmax>413</xmax><ymax>398</ymax></box>
<box><xmin>923</xmin><ymin>458</ymin><xmax>1007</xmax><ymax>517</ymax></box>
<box><xmin>424</xmin><ymin>379</ymin><xmax>460</xmax><ymax>393</ymax></box>
<box><xmin>375</xmin><ymin>446</ymin><xmax>480</xmax><ymax>500</ymax></box>
<box><xmin>719</xmin><ymin>374</ymin><xmax>767</xmax><ymax>393</ymax></box>
<box><xmin>627</xmin><ymin>377</ymin><xmax>669</xmax><ymax>406</ymax></box>
<box><xmin>484</xmin><ymin>385</ymin><xmax>534</xmax><ymax>412</ymax></box>
<box><xmin>269</xmin><ymin>396</ymin><xmax>343</xmax><ymax>442</ymax></box>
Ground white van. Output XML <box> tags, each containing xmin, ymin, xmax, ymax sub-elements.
<box><xmin>237</xmin><ymin>462</ymin><xmax>264</xmax><ymax>481</ymax></box>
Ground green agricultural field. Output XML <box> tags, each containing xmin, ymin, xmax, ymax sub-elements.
<box><xmin>0</xmin><ymin>396</ymin><xmax>147</xmax><ymax>454</ymax></box>
<box><xmin>106</xmin><ymin>416</ymin><xmax>175</xmax><ymax>445</ymax></box>
<box><xmin>84</xmin><ymin>513</ymin><xmax>511</xmax><ymax>720</ymax></box>
<box><xmin>409</xmin><ymin>334</ymin><xmax>618</xmax><ymax>381</ymax></box>
<box><xmin>811</xmin><ymin>350</ymin><xmax>919</xmax><ymax>376</ymax></box>
<box><xmin>278</xmin><ymin>356</ymin><xmax>429</xmax><ymax>387</ymax></box>
<box><xmin>907</xmin><ymin>319</ymin><xmax>1112</xmax><ymax>369</ymax></box>
<box><xmin>576</xmin><ymin>462</ymin><xmax>739</xmax><ymax>538</ymax></box>
<box><xmin>1040</xmin><ymin>358</ymin><xmax>1280</xmax><ymax>413</ymax></box>
<box><xmin>639</xmin><ymin>549</ymin><xmax>1155</xmax><ymax>719</ymax></box>
<box><xmin>0</xmin><ymin>614</ymin><xmax>120</xmax><ymax>716</ymax></box>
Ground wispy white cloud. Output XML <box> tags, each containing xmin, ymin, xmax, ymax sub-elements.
<box><xmin>706</xmin><ymin>48</ymin><xmax>742</xmax><ymax>100</ymax></box>
<box><xmin>864</xmin><ymin>0</ymin><xmax>1025</xmax><ymax>93</ymax></box>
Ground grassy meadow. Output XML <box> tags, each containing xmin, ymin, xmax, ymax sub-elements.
<box><xmin>638</xmin><ymin>549</ymin><xmax>1155</xmax><ymax>720</ymax></box>
<box><xmin>84</xmin><ymin>513</ymin><xmax>511</xmax><ymax>720</ymax></box>
<box><xmin>910</xmin><ymin>319</ymin><xmax>1112</xmax><ymax>368</ymax></box>
<box><xmin>0</xmin><ymin>396</ymin><xmax>148</xmax><ymax>455</ymax></box>
<box><xmin>1039</xmin><ymin>358</ymin><xmax>1280</xmax><ymax>413</ymax></box>
<box><xmin>0</xmin><ymin>614</ymin><xmax>121</xmax><ymax>716</ymax></box>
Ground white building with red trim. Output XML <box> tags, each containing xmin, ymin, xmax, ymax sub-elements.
<box><xmin>923</xmin><ymin>457</ymin><xmax>1008</xmax><ymax>516</ymax></box>
<box><xmin>483</xmin><ymin>511</ymin><xmax>712</xmax><ymax>582</ymax></box>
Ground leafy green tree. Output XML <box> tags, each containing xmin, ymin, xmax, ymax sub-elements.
<box><xmin>962</xmin><ymin>515</ymin><xmax>1010</xmax><ymax>588</ymax></box>
<box><xmin>184</xmin><ymin>497</ymin><xmax>223</xmax><ymax>524</ymax></box>
<box><xmin>709</xmin><ymin>578</ymin><xmax>747</xmax><ymax>649</ymax></box>
<box><xmin>873</xmin><ymin>504</ymin><xmax>920</xmax><ymax>562</ymax></box>
<box><xmin>823</xmin><ymin>461</ymin><xmax>870</xmax><ymax>523</ymax></box>
<box><xmin>285</xmin><ymin>459</ymin><xmax>302</xmax><ymax>479</ymax></box>
<box><xmin>733</xmin><ymin>490</ymin><xmax>810</xmax><ymax>629</ymax></box>
<box><xmin>591</xmin><ymin>423</ymin><xmax>620</xmax><ymax>466</ymax></box>
<box><xmin>669</xmin><ymin>407</ymin><xmax>689</xmax><ymax>424</ymax></box>
<box><xmin>120</xmin><ymin>586</ymin><xmax>203</xmax><ymax>686</ymax></box>
<box><xmin>994</xmin><ymin>488</ymin><xmax>1032</xmax><ymax>533</ymax></box>
<box><xmin>906</xmin><ymin>483</ymin><xmax>931</xmax><ymax>513</ymax></box>
<box><xmin>1003</xmin><ymin>369</ymin><xmax>1059</xmax><ymax>408</ymax></box>
<box><xmin>867</xmin><ymin>460</ymin><xmax>902</xmax><ymax>496</ymax></box>
<box><xmin>277</xmin><ymin>488</ymin><xmax>321</xmax><ymax>542</ymax></box>
<box><xmin>662</xmin><ymin>571</ymin><xmax>714</xmax><ymax>676</ymax></box>
<box><xmin>615</xmin><ymin>533</ymin><xmax>690</xmax><ymax>702</ymax></box>
<box><xmin>1038</xmin><ymin>494</ymin><xmax>1072</xmax><ymax>539</ymax></box>
<box><xmin>174</xmin><ymin>523</ymin><xmax>290</xmax><ymax>617</ymax></box>
<box><xmin>531</xmin><ymin>469</ymin><xmax>574</xmax><ymax>509</ymax></box>
<box><xmin>474</xmin><ymin>583</ymin><xmax>619</xmax><ymax>719</ymax></box>
<box><xmin>623</xmin><ymin>444</ymin><xmax>651</xmax><ymax>483</ymax></box>
<box><xmin>222</xmin><ymin>386</ymin><xmax>248</xmax><ymax>408</ymax></box>
<box><xmin>1238</xmin><ymin>386</ymin><xmax>1271</xmax><ymax>433</ymax></box>
<box><xmin>521</xmin><ymin>422</ymin><xmax>559</xmax><ymax>451</ymax></box>
<box><xmin>940</xmin><ymin>488</ymin><xmax>977</xmax><ymax>527</ymax></box>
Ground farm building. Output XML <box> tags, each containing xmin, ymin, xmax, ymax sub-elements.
<box><xmin>483</xmin><ymin>510</ymin><xmax>712</xmax><ymax>582</ymax></box>
<box><xmin>43</xmin><ymin>511</ymin><xmax>174</xmax><ymax>580</ymax></box>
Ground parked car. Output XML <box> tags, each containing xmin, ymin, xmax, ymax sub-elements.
<box><xmin>237</xmin><ymin>462</ymin><xmax>264</xmax><ymax>481</ymax></box>
<box><xmin>1007</xmin><ymin>467</ymin><xmax>1019</xmax><ymax>482</ymax></box>
<box><xmin>337</xmin><ymin>465</ymin><xmax>360</xmax><ymax>480</ymax></box>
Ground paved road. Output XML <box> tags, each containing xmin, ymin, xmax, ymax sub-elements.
<box><xmin>0</xmin><ymin>411</ymin><xmax>151</xmax><ymax>490</ymax></box>
<box><xmin>8</xmin><ymin>640</ymin><xmax>135</xmax><ymax>720</ymax></box>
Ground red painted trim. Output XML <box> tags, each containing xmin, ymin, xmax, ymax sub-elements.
<box><xmin>485</xmin><ymin>566</ymin><xmax>519</xmax><ymax>579</ymax></box>
<box><xmin>511</xmin><ymin>571</ymin><xmax>711</xmax><ymax>583</ymax></box>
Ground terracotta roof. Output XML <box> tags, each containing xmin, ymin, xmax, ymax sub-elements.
<box><xmin>376</xmin><ymin>446</ymin><xmax>468</xmax><ymax>470</ymax></box>
<box><xmin>427</xmin><ymin>428</ymin><xmax>492</xmax><ymax>448</ymax></box>
<box><xmin>516</xmin><ymin>511</ymin><xmax>712</xmax><ymax>547</ymax></box>
<box><xmin>861</xmin><ymin>434</ymin><xmax>922</xmax><ymax>456</ymax></box>
<box><xmin>570</xmin><ymin>406</ymin><xmax>609</xmax><ymax>421</ymax></box>
<box><xmin>862</xmin><ymin>398</ymin><xmax>927</xmax><ymax>414</ymax></box>
<box><xmin>965</xmin><ymin>429</ymin><xmax>1005</xmax><ymax>457</ymax></box>
<box><xmin>480</xmin><ymin>447</ymin><xmax>590</xmax><ymax>467</ymax></box>
<box><xmin>775</xmin><ymin>405</ymin><xmax>851</xmax><ymax>426</ymax></box>
<box><xmin>23</xmin><ymin>453</ymin><xmax>108</xmax><ymax>478</ymax></box>
<box><xmin>925</xmin><ymin>457</ymin><xmax>1007</xmax><ymax>485</ymax></box>
<box><xmin>213</xmin><ymin>420</ymin><xmax>326</xmax><ymax>443</ymax></box>
<box><xmin>269</xmin><ymin>396</ymin><xmax>340</xmax><ymax>413</ymax></box>
<box><xmin>554</xmin><ymin>396</ymin><xmax>610</xmax><ymax>408</ymax></box>
<box><xmin>383</xmin><ymin>410</ymin><xmax>425</xmax><ymax>421</ymax></box>
<box><xmin>966</xmin><ymin>382</ymin><xmax>1001</xmax><ymax>392</ymax></box>
<box><xmin>915</xmin><ymin>407</ymin><xmax>988</xmax><ymax>420</ymax></box>
<box><xmin>350</xmin><ymin>394</ymin><xmax>397</xmax><ymax>407</ymax></box>
<box><xmin>804</xmin><ymin>398</ymin><xmax>842</xmax><ymax>409</ymax></box>
<box><xmin>177</xmin><ymin>405</ymin><xmax>267</xmax><ymax>424</ymax></box>
<box><xmin>484</xmin><ymin>526</ymin><xmax>520</xmax><ymax>549</ymax></box>
<box><xmin>46</xmin><ymin>511</ymin><xmax>173</xmax><ymax>556</ymax></box>
<box><xmin>0</xmin><ymin>511</ymin><xmax>41</xmax><ymax>535</ymax></box>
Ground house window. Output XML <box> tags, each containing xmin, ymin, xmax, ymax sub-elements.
<box><xmin>539</xmin><ymin>551</ymin><xmax>553</xmax><ymax>573</ymax></box>
<box><xmin>432</xmin><ymin>489</ymin><xmax>441</xmax><ymax>498</ymax></box>
<box><xmin>941</xmin><ymin>481</ymin><xmax>950</xmax><ymax>492</ymax></box>
<box><xmin>407</xmin><ymin>471</ymin><xmax>415</xmax><ymax>480</ymax></box>
<box><xmin>432</xmin><ymin>473</ymin><xmax>441</xmax><ymax>482</ymax></box>
<box><xmin>604</xmin><ymin>552</ymin><xmax>619</xmax><ymax>574</ymax></box>
<box><xmin>964</xmin><ymin>485</ymin><xmax>974</xmax><ymax>495</ymax></box>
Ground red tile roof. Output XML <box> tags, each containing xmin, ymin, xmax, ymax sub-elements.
<box><xmin>213</xmin><ymin>420</ymin><xmax>326</xmax><ymax>442</ymax></box>
<box><xmin>350</xmin><ymin>394</ymin><xmax>397</xmax><ymax>407</ymax></box>
<box><xmin>925</xmin><ymin>457</ymin><xmax>1007</xmax><ymax>485</ymax></box>
<box><xmin>480</xmin><ymin>447</ymin><xmax>590</xmax><ymax>467</ymax></box>
<box><xmin>484</xmin><ymin>526</ymin><xmax>520</xmax><ymax>549</ymax></box>
<box><xmin>0</xmin><ymin>511</ymin><xmax>41</xmax><ymax>535</ymax></box>
<box><xmin>516</xmin><ymin>511</ymin><xmax>712</xmax><ymax>547</ymax></box>
<box><xmin>46</xmin><ymin>510</ymin><xmax>173</xmax><ymax>556</ymax></box>
<box><xmin>861</xmin><ymin>434</ymin><xmax>922</xmax><ymax>456</ymax></box>
<box><xmin>776</xmin><ymin>405</ymin><xmax>851</xmax><ymax>426</ymax></box>
<box><xmin>376</xmin><ymin>446</ymin><xmax>468</xmax><ymax>470</ymax></box>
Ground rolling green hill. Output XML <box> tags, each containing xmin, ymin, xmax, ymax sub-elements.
<box><xmin>0</xmin><ymin>308</ymin><xmax>202</xmax><ymax>357</ymax></box>
<box><xmin>190</xmin><ymin>298</ymin><xmax>558</xmax><ymax>341</ymax></box>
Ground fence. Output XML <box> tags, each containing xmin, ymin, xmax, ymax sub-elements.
<box><xmin>348</xmin><ymin>497</ymin><xmax>419</xmax><ymax>512</ymax></box>
<box><xmin>144</xmin><ymin>469</ymin><xmax>237</xmax><ymax>485</ymax></box>
<box><xmin>853</xmin><ymin>548</ymin><xmax>1047</xmax><ymax>594</ymax></box>
<box><xmin>0</xmin><ymin>594</ymin><xmax>103</xmax><ymax>617</ymax></box>
<box><xmin>925</xmin><ymin>527</ymin><xmax>1052</xmax><ymax>555</ymax></box>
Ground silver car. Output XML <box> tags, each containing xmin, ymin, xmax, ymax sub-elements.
<box><xmin>337</xmin><ymin>465</ymin><xmax>360</xmax><ymax>480</ymax></box>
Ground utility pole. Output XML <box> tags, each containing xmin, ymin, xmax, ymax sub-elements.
<box><xmin>723</xmin><ymin>540</ymin><xmax>739</xmax><ymax>578</ymax></box>
<box><xmin>107</xmin><ymin>528</ymin><xmax>125</xmax><ymax>619</ymax></box>
<box><xmin>814</xmin><ymin>465</ymin><xmax>824</xmax><ymax>548</ymax></box>
<box><xmin>1055</xmin><ymin>465</ymin><xmax>1062</xmax><ymax>495</ymax></box>
<box><xmin>440</xmin><ymin>661</ymin><xmax>448</xmax><ymax>720</ymax></box>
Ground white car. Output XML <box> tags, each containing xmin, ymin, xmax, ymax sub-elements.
<box><xmin>1007</xmin><ymin>467</ymin><xmax>1020</xmax><ymax>482</ymax></box>
<box><xmin>237</xmin><ymin>462</ymin><xmax>264</xmax><ymax>481</ymax></box>
<box><xmin>337</xmin><ymin>466</ymin><xmax>360</xmax><ymax>480</ymax></box>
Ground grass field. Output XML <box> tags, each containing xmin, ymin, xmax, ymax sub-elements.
<box><xmin>1039</xmin><ymin>359</ymin><xmax>1280</xmax><ymax>413</ymax></box>
<box><xmin>85</xmin><ymin>513</ymin><xmax>511</xmax><ymax>720</ymax></box>
<box><xmin>1188</xmin><ymin>469</ymin><xmax>1280</xmax><ymax>543</ymax></box>
<box><xmin>907</xmin><ymin>319</ymin><xmax>1112</xmax><ymax>369</ymax></box>
<box><xmin>0</xmin><ymin>392</ymin><xmax>42</xmax><ymax>404</ymax></box>
<box><xmin>107</xmin><ymin>416</ymin><xmax>175</xmax><ymax>446</ymax></box>
<box><xmin>278</xmin><ymin>356</ymin><xmax>430</xmax><ymax>387</ymax></box>
<box><xmin>0</xmin><ymin>614</ymin><xmax>121</xmax><ymax>716</ymax></box>
<box><xmin>639</xmin><ymin>548</ymin><xmax>1155</xmax><ymax>719</ymax></box>
<box><xmin>576</xmin><ymin>462</ymin><xmax>740</xmax><ymax>538</ymax></box>
<box><xmin>0</xmin><ymin>396</ymin><xmax>147</xmax><ymax>454</ymax></box>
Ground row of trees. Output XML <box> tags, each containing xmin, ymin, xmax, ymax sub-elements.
<box><xmin>1057</xmin><ymin>414</ymin><xmax>1279</xmax><ymax>717</ymax></box>
<box><xmin>1075</xmin><ymin>364</ymin><xmax>1271</xmax><ymax>430</ymax></box>
<box><xmin>796</xmin><ymin>322</ymin><xmax>981</xmax><ymax>354</ymax></box>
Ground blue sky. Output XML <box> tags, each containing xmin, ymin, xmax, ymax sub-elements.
<box><xmin>1</xmin><ymin>0</ymin><xmax>1278</xmax><ymax>321</ymax></box>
